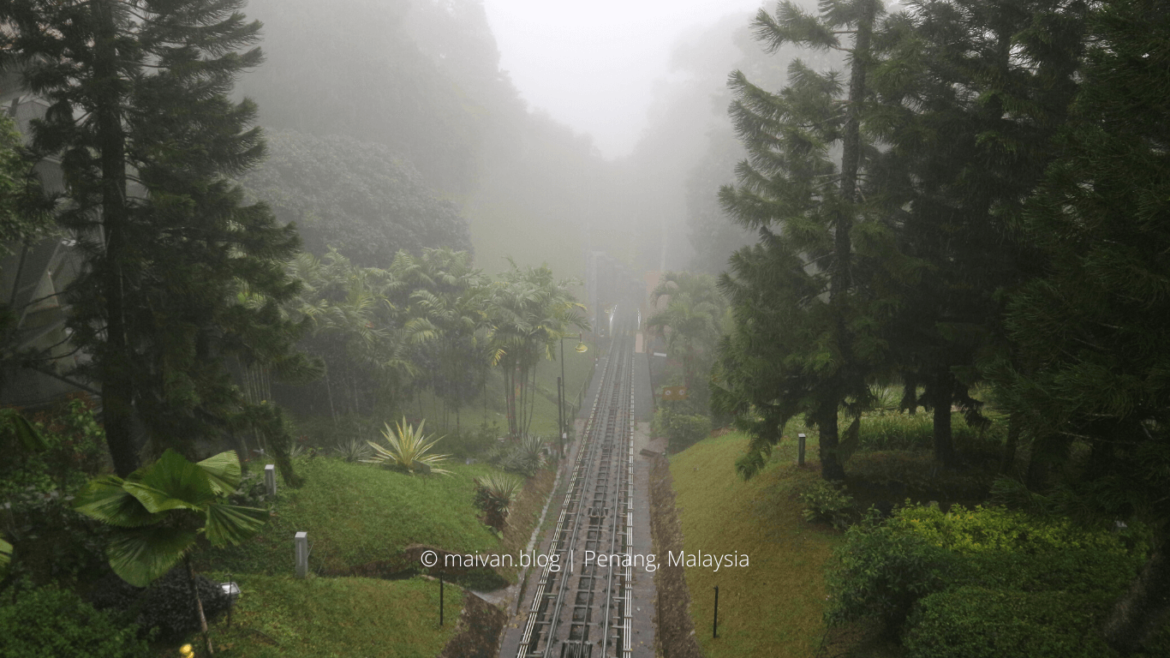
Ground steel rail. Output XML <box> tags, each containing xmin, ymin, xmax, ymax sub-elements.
<box><xmin>599</xmin><ymin>343</ymin><xmax>634</xmax><ymax>655</ymax></box>
<box><xmin>545</xmin><ymin>344</ymin><xmax>631</xmax><ymax>655</ymax></box>
<box><xmin>516</xmin><ymin>320</ymin><xmax>638</xmax><ymax>658</ymax></box>
<box><xmin>517</xmin><ymin>349</ymin><xmax>615</xmax><ymax>657</ymax></box>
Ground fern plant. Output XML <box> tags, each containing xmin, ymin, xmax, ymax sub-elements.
<box><xmin>363</xmin><ymin>418</ymin><xmax>450</xmax><ymax>475</ymax></box>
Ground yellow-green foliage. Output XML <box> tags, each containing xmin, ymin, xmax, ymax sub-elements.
<box><xmin>364</xmin><ymin>418</ymin><xmax>451</xmax><ymax>475</ymax></box>
<box><xmin>671</xmin><ymin>431</ymin><xmax>841</xmax><ymax>658</ymax></box>
<box><xmin>890</xmin><ymin>504</ymin><xmax>1128</xmax><ymax>555</ymax></box>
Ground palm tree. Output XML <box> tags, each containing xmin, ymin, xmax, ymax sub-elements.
<box><xmin>646</xmin><ymin>272</ymin><xmax>725</xmax><ymax>392</ymax></box>
<box><xmin>287</xmin><ymin>249</ymin><xmax>414</xmax><ymax>420</ymax></box>
<box><xmin>488</xmin><ymin>263</ymin><xmax>588</xmax><ymax>439</ymax></box>
<box><xmin>73</xmin><ymin>450</ymin><xmax>267</xmax><ymax>656</ymax></box>
<box><xmin>401</xmin><ymin>249</ymin><xmax>489</xmax><ymax>433</ymax></box>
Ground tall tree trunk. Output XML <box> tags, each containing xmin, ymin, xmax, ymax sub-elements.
<box><xmin>184</xmin><ymin>556</ymin><xmax>214</xmax><ymax>656</ymax></box>
<box><xmin>94</xmin><ymin>0</ymin><xmax>138</xmax><ymax>478</ymax></box>
<box><xmin>819</xmin><ymin>0</ymin><xmax>875</xmax><ymax>483</ymax></box>
<box><xmin>1104</xmin><ymin>526</ymin><xmax>1170</xmax><ymax>655</ymax></box>
<box><xmin>899</xmin><ymin>376</ymin><xmax>918</xmax><ymax>414</ymax></box>
<box><xmin>817</xmin><ymin>401</ymin><xmax>846</xmax><ymax>481</ymax></box>
<box><xmin>933</xmin><ymin>367</ymin><xmax>955</xmax><ymax>467</ymax></box>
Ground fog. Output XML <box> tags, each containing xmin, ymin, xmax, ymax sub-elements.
<box><xmin>221</xmin><ymin>0</ymin><xmax>790</xmax><ymax>280</ymax></box>
<box><xmin>484</xmin><ymin>0</ymin><xmax>767</xmax><ymax>159</ymax></box>
<box><xmin>5</xmin><ymin>2</ymin><xmax>1162</xmax><ymax>656</ymax></box>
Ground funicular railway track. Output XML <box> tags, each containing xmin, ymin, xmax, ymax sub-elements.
<box><xmin>516</xmin><ymin>318</ymin><xmax>637</xmax><ymax>658</ymax></box>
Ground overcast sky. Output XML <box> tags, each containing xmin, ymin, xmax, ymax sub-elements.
<box><xmin>482</xmin><ymin>0</ymin><xmax>766</xmax><ymax>160</ymax></box>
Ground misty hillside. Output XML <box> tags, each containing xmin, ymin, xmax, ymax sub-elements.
<box><xmin>3</xmin><ymin>1</ymin><xmax>1169</xmax><ymax>658</ymax></box>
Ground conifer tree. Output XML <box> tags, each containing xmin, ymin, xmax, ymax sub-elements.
<box><xmin>994</xmin><ymin>0</ymin><xmax>1170</xmax><ymax>649</ymax></box>
<box><xmin>717</xmin><ymin>0</ymin><xmax>902</xmax><ymax>481</ymax></box>
<box><xmin>868</xmin><ymin>0</ymin><xmax>1087</xmax><ymax>468</ymax></box>
<box><xmin>1</xmin><ymin>0</ymin><xmax>311</xmax><ymax>480</ymax></box>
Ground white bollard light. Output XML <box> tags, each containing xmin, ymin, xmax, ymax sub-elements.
<box><xmin>295</xmin><ymin>531</ymin><xmax>308</xmax><ymax>578</ymax></box>
<box><xmin>264</xmin><ymin>464</ymin><xmax>277</xmax><ymax>497</ymax></box>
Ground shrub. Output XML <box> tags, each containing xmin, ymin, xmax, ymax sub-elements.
<box><xmin>0</xmin><ymin>585</ymin><xmax>149</xmax><ymax>658</ymax></box>
<box><xmin>904</xmin><ymin>587</ymin><xmax>1115</xmax><ymax>658</ymax></box>
<box><xmin>89</xmin><ymin>567</ymin><xmax>234</xmax><ymax>642</ymax></box>
<box><xmin>0</xmin><ymin>398</ymin><xmax>107</xmax><ymax>498</ymax></box>
<box><xmin>851</xmin><ymin>411</ymin><xmax>1006</xmax><ymax>455</ymax></box>
<box><xmin>889</xmin><ymin>503</ymin><xmax>1128</xmax><ymax>556</ymax></box>
<box><xmin>856</xmin><ymin>413</ymin><xmax>935</xmax><ymax>451</ymax></box>
<box><xmin>826</xmin><ymin>504</ymin><xmax>1142</xmax><ymax>639</ymax></box>
<box><xmin>799</xmin><ymin>479</ymin><xmax>855</xmax><ymax>529</ymax></box>
<box><xmin>473</xmin><ymin>472</ymin><xmax>524</xmax><ymax>531</ymax></box>
<box><xmin>951</xmin><ymin>548</ymin><xmax>1144</xmax><ymax>595</ymax></box>
<box><xmin>440</xmin><ymin>421</ymin><xmax>503</xmax><ymax>460</ymax></box>
<box><xmin>654</xmin><ymin>409</ymin><xmax>711</xmax><ymax>453</ymax></box>
<box><xmin>228</xmin><ymin>468</ymin><xmax>270</xmax><ymax>508</ymax></box>
<box><xmin>824</xmin><ymin>510</ymin><xmax>956</xmax><ymax>633</ymax></box>
<box><xmin>847</xmin><ymin>451</ymin><xmax>994</xmax><ymax>500</ymax></box>
<box><xmin>487</xmin><ymin>435</ymin><xmax>547</xmax><ymax>477</ymax></box>
<box><xmin>2</xmin><ymin>490</ymin><xmax>108</xmax><ymax>586</ymax></box>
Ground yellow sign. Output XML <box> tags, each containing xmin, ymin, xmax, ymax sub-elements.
<box><xmin>660</xmin><ymin>386</ymin><xmax>688</xmax><ymax>400</ymax></box>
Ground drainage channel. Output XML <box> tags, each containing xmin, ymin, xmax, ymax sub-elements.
<box><xmin>515</xmin><ymin>321</ymin><xmax>636</xmax><ymax>658</ymax></box>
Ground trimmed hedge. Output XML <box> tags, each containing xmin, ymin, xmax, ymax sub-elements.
<box><xmin>905</xmin><ymin>587</ymin><xmax>1115</xmax><ymax>658</ymax></box>
<box><xmin>825</xmin><ymin>505</ymin><xmax>1143</xmax><ymax>639</ymax></box>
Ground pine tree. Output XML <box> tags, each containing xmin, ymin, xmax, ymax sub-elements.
<box><xmin>2</xmin><ymin>0</ymin><xmax>311</xmax><ymax>480</ymax></box>
<box><xmin>868</xmin><ymin>0</ymin><xmax>1088</xmax><ymax>468</ymax></box>
<box><xmin>994</xmin><ymin>0</ymin><xmax>1170</xmax><ymax>650</ymax></box>
<box><xmin>717</xmin><ymin>0</ymin><xmax>902</xmax><ymax>481</ymax></box>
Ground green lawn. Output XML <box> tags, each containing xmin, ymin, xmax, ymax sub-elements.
<box><xmin>208</xmin><ymin>574</ymin><xmax>461</xmax><ymax>658</ymax></box>
<box><xmin>204</xmin><ymin>458</ymin><xmax>501</xmax><ymax>576</ymax></box>
<box><xmin>670</xmin><ymin>430</ymin><xmax>842</xmax><ymax>658</ymax></box>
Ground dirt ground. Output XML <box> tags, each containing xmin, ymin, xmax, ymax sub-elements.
<box><xmin>649</xmin><ymin>452</ymin><xmax>704</xmax><ymax>658</ymax></box>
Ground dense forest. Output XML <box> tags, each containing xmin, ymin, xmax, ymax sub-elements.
<box><xmin>0</xmin><ymin>0</ymin><xmax>1168</xmax><ymax>657</ymax></box>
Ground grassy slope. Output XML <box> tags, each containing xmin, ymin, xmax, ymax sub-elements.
<box><xmin>208</xmin><ymin>574</ymin><xmax>461</xmax><ymax>658</ymax></box>
<box><xmin>207</xmin><ymin>458</ymin><xmax>501</xmax><ymax>575</ymax></box>
<box><xmin>670</xmin><ymin>431</ymin><xmax>841</xmax><ymax>658</ymax></box>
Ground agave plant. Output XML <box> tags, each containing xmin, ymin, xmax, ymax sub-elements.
<box><xmin>335</xmin><ymin>437</ymin><xmax>372</xmax><ymax>462</ymax></box>
<box><xmin>362</xmin><ymin>418</ymin><xmax>450</xmax><ymax>475</ymax></box>
<box><xmin>474</xmin><ymin>471</ymin><xmax>524</xmax><ymax>531</ymax></box>
<box><xmin>489</xmin><ymin>435</ymin><xmax>548</xmax><ymax>477</ymax></box>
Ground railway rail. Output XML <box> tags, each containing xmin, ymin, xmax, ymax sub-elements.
<box><xmin>515</xmin><ymin>318</ymin><xmax>637</xmax><ymax>658</ymax></box>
